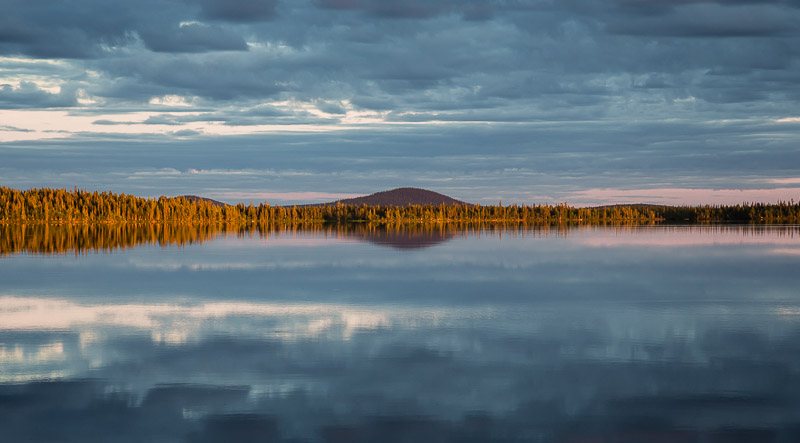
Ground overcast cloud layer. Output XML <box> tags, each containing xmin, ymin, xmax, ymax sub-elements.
<box><xmin>1</xmin><ymin>0</ymin><xmax>799</xmax><ymax>204</ymax></box>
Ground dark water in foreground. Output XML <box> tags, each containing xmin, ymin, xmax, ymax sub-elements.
<box><xmin>1</xmin><ymin>225</ymin><xmax>800</xmax><ymax>442</ymax></box>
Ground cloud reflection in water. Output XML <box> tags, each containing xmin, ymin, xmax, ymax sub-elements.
<box><xmin>1</xmin><ymin>226</ymin><xmax>800</xmax><ymax>441</ymax></box>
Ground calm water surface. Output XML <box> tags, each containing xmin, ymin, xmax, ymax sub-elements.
<box><xmin>1</xmin><ymin>226</ymin><xmax>800</xmax><ymax>442</ymax></box>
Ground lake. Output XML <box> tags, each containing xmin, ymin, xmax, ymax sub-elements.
<box><xmin>1</xmin><ymin>225</ymin><xmax>800</xmax><ymax>442</ymax></box>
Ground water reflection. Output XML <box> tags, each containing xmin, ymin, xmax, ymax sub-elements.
<box><xmin>0</xmin><ymin>223</ymin><xmax>468</xmax><ymax>254</ymax></box>
<box><xmin>4</xmin><ymin>300</ymin><xmax>800</xmax><ymax>441</ymax></box>
<box><xmin>1</xmin><ymin>226</ymin><xmax>800</xmax><ymax>442</ymax></box>
<box><xmin>3</xmin><ymin>222</ymin><xmax>799</xmax><ymax>255</ymax></box>
<box><xmin>0</xmin><ymin>223</ymin><xmax>223</xmax><ymax>255</ymax></box>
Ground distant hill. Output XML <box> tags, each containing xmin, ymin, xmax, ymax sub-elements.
<box><xmin>334</xmin><ymin>187</ymin><xmax>467</xmax><ymax>206</ymax></box>
<box><xmin>178</xmin><ymin>195</ymin><xmax>227</xmax><ymax>207</ymax></box>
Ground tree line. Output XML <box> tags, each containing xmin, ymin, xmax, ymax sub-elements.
<box><xmin>2</xmin><ymin>186</ymin><xmax>799</xmax><ymax>225</ymax></box>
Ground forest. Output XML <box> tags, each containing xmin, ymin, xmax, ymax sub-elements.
<box><xmin>2</xmin><ymin>186</ymin><xmax>800</xmax><ymax>225</ymax></box>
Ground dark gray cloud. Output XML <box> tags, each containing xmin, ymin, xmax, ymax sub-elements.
<box><xmin>196</xmin><ymin>0</ymin><xmax>279</xmax><ymax>22</ymax></box>
<box><xmin>605</xmin><ymin>2</ymin><xmax>800</xmax><ymax>37</ymax></box>
<box><xmin>0</xmin><ymin>0</ymin><xmax>144</xmax><ymax>59</ymax></box>
<box><xmin>0</xmin><ymin>124</ymin><xmax>33</xmax><ymax>132</ymax></box>
<box><xmin>318</xmin><ymin>0</ymin><xmax>457</xmax><ymax>19</ymax></box>
<box><xmin>0</xmin><ymin>81</ymin><xmax>76</xmax><ymax>108</ymax></box>
<box><xmin>0</xmin><ymin>0</ymin><xmax>253</xmax><ymax>59</ymax></box>
<box><xmin>95</xmin><ymin>52</ymin><xmax>285</xmax><ymax>100</ymax></box>
<box><xmin>139</xmin><ymin>22</ymin><xmax>249</xmax><ymax>53</ymax></box>
<box><xmin>171</xmin><ymin>128</ymin><xmax>203</xmax><ymax>137</ymax></box>
<box><xmin>2</xmin><ymin>0</ymin><xmax>799</xmax><ymax>112</ymax></box>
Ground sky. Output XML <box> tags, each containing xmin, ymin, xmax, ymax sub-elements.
<box><xmin>1</xmin><ymin>0</ymin><xmax>799</xmax><ymax>205</ymax></box>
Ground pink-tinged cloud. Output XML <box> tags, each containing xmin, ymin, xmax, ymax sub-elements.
<box><xmin>765</xmin><ymin>178</ymin><xmax>800</xmax><ymax>185</ymax></box>
<box><xmin>567</xmin><ymin>187</ymin><xmax>800</xmax><ymax>206</ymax></box>
<box><xmin>206</xmin><ymin>191</ymin><xmax>363</xmax><ymax>203</ymax></box>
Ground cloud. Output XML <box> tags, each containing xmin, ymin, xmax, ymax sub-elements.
<box><xmin>606</xmin><ymin>3</ymin><xmax>800</xmax><ymax>37</ymax></box>
<box><xmin>139</xmin><ymin>22</ymin><xmax>248</xmax><ymax>53</ymax></box>
<box><xmin>0</xmin><ymin>0</ymin><xmax>258</xmax><ymax>59</ymax></box>
<box><xmin>171</xmin><ymin>129</ymin><xmax>202</xmax><ymax>137</ymax></box>
<box><xmin>315</xmin><ymin>100</ymin><xmax>347</xmax><ymax>115</ymax></box>
<box><xmin>95</xmin><ymin>52</ymin><xmax>284</xmax><ymax>100</ymax></box>
<box><xmin>92</xmin><ymin>119</ymin><xmax>131</xmax><ymax>125</ymax></box>
<box><xmin>196</xmin><ymin>0</ymin><xmax>279</xmax><ymax>22</ymax></box>
<box><xmin>0</xmin><ymin>0</ymin><xmax>142</xmax><ymax>59</ymax></box>
<box><xmin>0</xmin><ymin>82</ymin><xmax>76</xmax><ymax>108</ymax></box>
<box><xmin>316</xmin><ymin>0</ymin><xmax>496</xmax><ymax>20</ymax></box>
<box><xmin>765</xmin><ymin>177</ymin><xmax>800</xmax><ymax>185</ymax></box>
<box><xmin>0</xmin><ymin>124</ymin><xmax>33</xmax><ymax>132</ymax></box>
